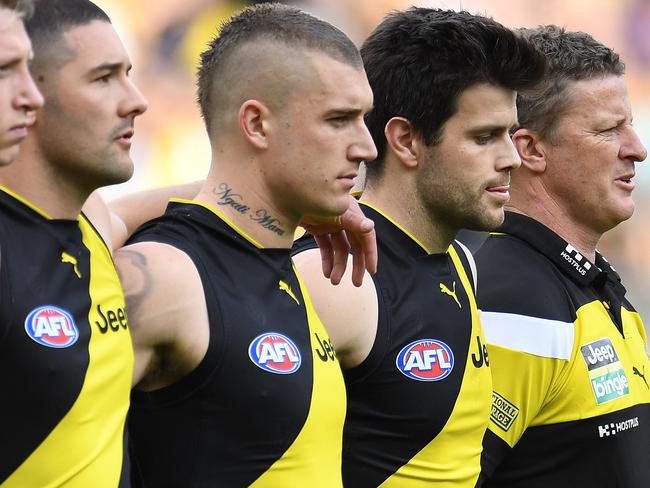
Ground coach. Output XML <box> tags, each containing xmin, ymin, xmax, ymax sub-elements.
<box><xmin>475</xmin><ymin>26</ymin><xmax>650</xmax><ymax>488</ymax></box>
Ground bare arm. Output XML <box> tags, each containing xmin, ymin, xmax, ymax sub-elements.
<box><xmin>114</xmin><ymin>242</ymin><xmax>209</xmax><ymax>389</ymax></box>
<box><xmin>293</xmin><ymin>248</ymin><xmax>378</xmax><ymax>369</ymax></box>
<box><xmin>108</xmin><ymin>181</ymin><xmax>202</xmax><ymax>247</ymax></box>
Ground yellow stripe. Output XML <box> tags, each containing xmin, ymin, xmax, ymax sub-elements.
<box><xmin>251</xmin><ymin>270</ymin><xmax>345</xmax><ymax>486</ymax></box>
<box><xmin>0</xmin><ymin>186</ymin><xmax>54</xmax><ymax>219</ymax></box>
<box><xmin>380</xmin><ymin>246</ymin><xmax>490</xmax><ymax>486</ymax></box>
<box><xmin>170</xmin><ymin>198</ymin><xmax>264</xmax><ymax>249</ymax></box>
<box><xmin>359</xmin><ymin>201</ymin><xmax>430</xmax><ymax>253</ymax></box>
<box><xmin>3</xmin><ymin>221</ymin><xmax>133</xmax><ymax>487</ymax></box>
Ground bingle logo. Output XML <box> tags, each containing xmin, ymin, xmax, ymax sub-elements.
<box><xmin>396</xmin><ymin>339</ymin><xmax>454</xmax><ymax>381</ymax></box>
<box><xmin>248</xmin><ymin>332</ymin><xmax>302</xmax><ymax>374</ymax></box>
<box><xmin>25</xmin><ymin>305</ymin><xmax>79</xmax><ymax>348</ymax></box>
<box><xmin>581</xmin><ymin>338</ymin><xmax>628</xmax><ymax>404</ymax></box>
<box><xmin>591</xmin><ymin>370</ymin><xmax>629</xmax><ymax>404</ymax></box>
<box><xmin>560</xmin><ymin>244</ymin><xmax>592</xmax><ymax>276</ymax></box>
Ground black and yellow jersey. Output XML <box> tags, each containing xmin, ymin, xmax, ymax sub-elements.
<box><xmin>294</xmin><ymin>202</ymin><xmax>492</xmax><ymax>487</ymax></box>
<box><xmin>475</xmin><ymin>212</ymin><xmax>650</xmax><ymax>488</ymax></box>
<box><xmin>127</xmin><ymin>200</ymin><xmax>346</xmax><ymax>487</ymax></box>
<box><xmin>0</xmin><ymin>187</ymin><xmax>133</xmax><ymax>487</ymax></box>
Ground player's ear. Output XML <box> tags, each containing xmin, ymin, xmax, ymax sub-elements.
<box><xmin>512</xmin><ymin>128</ymin><xmax>546</xmax><ymax>174</ymax></box>
<box><xmin>239</xmin><ymin>99</ymin><xmax>271</xmax><ymax>149</ymax></box>
<box><xmin>384</xmin><ymin>117</ymin><xmax>420</xmax><ymax>169</ymax></box>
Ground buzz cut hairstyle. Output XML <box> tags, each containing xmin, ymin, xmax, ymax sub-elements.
<box><xmin>360</xmin><ymin>7</ymin><xmax>547</xmax><ymax>177</ymax></box>
<box><xmin>197</xmin><ymin>2</ymin><xmax>363</xmax><ymax>135</ymax></box>
<box><xmin>24</xmin><ymin>0</ymin><xmax>111</xmax><ymax>62</ymax></box>
<box><xmin>0</xmin><ymin>0</ymin><xmax>34</xmax><ymax>19</ymax></box>
<box><xmin>516</xmin><ymin>25</ymin><xmax>625</xmax><ymax>143</ymax></box>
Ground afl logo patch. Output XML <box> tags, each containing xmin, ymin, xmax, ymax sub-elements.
<box><xmin>248</xmin><ymin>332</ymin><xmax>302</xmax><ymax>374</ymax></box>
<box><xmin>396</xmin><ymin>339</ymin><xmax>454</xmax><ymax>381</ymax></box>
<box><xmin>24</xmin><ymin>306</ymin><xmax>79</xmax><ymax>348</ymax></box>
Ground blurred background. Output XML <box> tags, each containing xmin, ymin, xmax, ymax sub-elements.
<box><xmin>95</xmin><ymin>0</ymin><xmax>650</xmax><ymax>320</ymax></box>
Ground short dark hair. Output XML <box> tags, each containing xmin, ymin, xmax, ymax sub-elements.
<box><xmin>25</xmin><ymin>0</ymin><xmax>110</xmax><ymax>65</ymax></box>
<box><xmin>361</xmin><ymin>7</ymin><xmax>547</xmax><ymax>176</ymax></box>
<box><xmin>517</xmin><ymin>25</ymin><xmax>625</xmax><ymax>142</ymax></box>
<box><xmin>0</xmin><ymin>0</ymin><xmax>34</xmax><ymax>18</ymax></box>
<box><xmin>197</xmin><ymin>2</ymin><xmax>362</xmax><ymax>134</ymax></box>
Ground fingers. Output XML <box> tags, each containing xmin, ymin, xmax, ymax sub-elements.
<box><xmin>312</xmin><ymin>233</ymin><xmax>334</xmax><ymax>279</ymax></box>
<box><xmin>328</xmin><ymin>231</ymin><xmax>352</xmax><ymax>285</ymax></box>
<box><xmin>300</xmin><ymin>195</ymin><xmax>377</xmax><ymax>286</ymax></box>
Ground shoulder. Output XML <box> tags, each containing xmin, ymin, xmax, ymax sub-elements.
<box><xmin>115</xmin><ymin>241</ymin><xmax>206</xmax><ymax>344</ymax></box>
<box><xmin>293</xmin><ymin>248</ymin><xmax>378</xmax><ymax>368</ymax></box>
<box><xmin>474</xmin><ymin>233</ymin><xmax>573</xmax><ymax>322</ymax></box>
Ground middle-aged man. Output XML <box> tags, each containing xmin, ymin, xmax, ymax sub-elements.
<box><xmin>0</xmin><ymin>0</ymin><xmax>43</xmax><ymax>165</ymax></box>
<box><xmin>115</xmin><ymin>3</ymin><xmax>377</xmax><ymax>486</ymax></box>
<box><xmin>292</xmin><ymin>7</ymin><xmax>546</xmax><ymax>487</ymax></box>
<box><xmin>475</xmin><ymin>26</ymin><xmax>650</xmax><ymax>488</ymax></box>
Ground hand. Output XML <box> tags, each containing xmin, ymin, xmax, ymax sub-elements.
<box><xmin>301</xmin><ymin>195</ymin><xmax>377</xmax><ymax>287</ymax></box>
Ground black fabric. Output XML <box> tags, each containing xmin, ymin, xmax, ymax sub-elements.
<box><xmin>128</xmin><ymin>202</ymin><xmax>317</xmax><ymax>487</ymax></box>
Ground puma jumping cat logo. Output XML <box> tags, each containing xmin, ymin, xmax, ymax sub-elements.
<box><xmin>439</xmin><ymin>281</ymin><xmax>461</xmax><ymax>308</ymax></box>
<box><xmin>279</xmin><ymin>280</ymin><xmax>300</xmax><ymax>305</ymax></box>
<box><xmin>61</xmin><ymin>252</ymin><xmax>81</xmax><ymax>279</ymax></box>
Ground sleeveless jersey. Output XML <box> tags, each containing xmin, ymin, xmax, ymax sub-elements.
<box><xmin>127</xmin><ymin>200</ymin><xmax>346</xmax><ymax>487</ymax></box>
<box><xmin>476</xmin><ymin>212</ymin><xmax>650</xmax><ymax>488</ymax></box>
<box><xmin>294</xmin><ymin>202</ymin><xmax>492</xmax><ymax>487</ymax></box>
<box><xmin>0</xmin><ymin>186</ymin><xmax>133</xmax><ymax>487</ymax></box>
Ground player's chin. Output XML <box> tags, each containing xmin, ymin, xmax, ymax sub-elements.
<box><xmin>467</xmin><ymin>206</ymin><xmax>505</xmax><ymax>232</ymax></box>
<box><xmin>102</xmin><ymin>157</ymin><xmax>134</xmax><ymax>186</ymax></box>
<box><xmin>0</xmin><ymin>144</ymin><xmax>19</xmax><ymax>166</ymax></box>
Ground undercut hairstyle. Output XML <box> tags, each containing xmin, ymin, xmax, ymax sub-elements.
<box><xmin>25</xmin><ymin>0</ymin><xmax>110</xmax><ymax>68</ymax></box>
<box><xmin>197</xmin><ymin>2</ymin><xmax>363</xmax><ymax>135</ymax></box>
<box><xmin>361</xmin><ymin>7</ymin><xmax>547</xmax><ymax>177</ymax></box>
<box><xmin>516</xmin><ymin>25</ymin><xmax>625</xmax><ymax>143</ymax></box>
<box><xmin>0</xmin><ymin>0</ymin><xmax>34</xmax><ymax>19</ymax></box>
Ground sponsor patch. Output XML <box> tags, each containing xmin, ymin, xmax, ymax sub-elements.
<box><xmin>597</xmin><ymin>417</ymin><xmax>640</xmax><ymax>438</ymax></box>
<box><xmin>581</xmin><ymin>338</ymin><xmax>619</xmax><ymax>371</ymax></box>
<box><xmin>395</xmin><ymin>339</ymin><xmax>454</xmax><ymax>381</ymax></box>
<box><xmin>248</xmin><ymin>332</ymin><xmax>302</xmax><ymax>374</ymax></box>
<box><xmin>24</xmin><ymin>305</ymin><xmax>79</xmax><ymax>348</ymax></box>
<box><xmin>491</xmin><ymin>391</ymin><xmax>519</xmax><ymax>431</ymax></box>
<box><xmin>581</xmin><ymin>338</ymin><xmax>629</xmax><ymax>404</ymax></box>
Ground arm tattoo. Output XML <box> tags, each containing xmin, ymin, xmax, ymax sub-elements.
<box><xmin>115</xmin><ymin>249</ymin><xmax>151</xmax><ymax>327</ymax></box>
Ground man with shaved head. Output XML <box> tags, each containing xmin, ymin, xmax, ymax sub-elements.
<box><xmin>115</xmin><ymin>3</ymin><xmax>376</xmax><ymax>486</ymax></box>
<box><xmin>0</xmin><ymin>0</ymin><xmax>42</xmax><ymax>165</ymax></box>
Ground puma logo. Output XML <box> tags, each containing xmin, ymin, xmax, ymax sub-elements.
<box><xmin>61</xmin><ymin>252</ymin><xmax>81</xmax><ymax>279</ymax></box>
<box><xmin>279</xmin><ymin>280</ymin><xmax>299</xmax><ymax>305</ymax></box>
<box><xmin>633</xmin><ymin>366</ymin><xmax>648</xmax><ymax>389</ymax></box>
<box><xmin>439</xmin><ymin>281</ymin><xmax>461</xmax><ymax>308</ymax></box>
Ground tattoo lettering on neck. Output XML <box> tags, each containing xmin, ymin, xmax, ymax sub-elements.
<box><xmin>213</xmin><ymin>182</ymin><xmax>286</xmax><ymax>236</ymax></box>
<box><xmin>251</xmin><ymin>209</ymin><xmax>285</xmax><ymax>236</ymax></box>
<box><xmin>214</xmin><ymin>182</ymin><xmax>250</xmax><ymax>214</ymax></box>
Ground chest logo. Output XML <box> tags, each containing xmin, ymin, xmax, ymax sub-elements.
<box><xmin>439</xmin><ymin>281</ymin><xmax>461</xmax><ymax>308</ymax></box>
<box><xmin>248</xmin><ymin>332</ymin><xmax>302</xmax><ymax>374</ymax></box>
<box><xmin>24</xmin><ymin>305</ymin><xmax>79</xmax><ymax>348</ymax></box>
<box><xmin>396</xmin><ymin>339</ymin><xmax>454</xmax><ymax>381</ymax></box>
<box><xmin>278</xmin><ymin>280</ymin><xmax>300</xmax><ymax>305</ymax></box>
<box><xmin>633</xmin><ymin>366</ymin><xmax>648</xmax><ymax>389</ymax></box>
<box><xmin>61</xmin><ymin>252</ymin><xmax>81</xmax><ymax>279</ymax></box>
<box><xmin>580</xmin><ymin>338</ymin><xmax>629</xmax><ymax>404</ymax></box>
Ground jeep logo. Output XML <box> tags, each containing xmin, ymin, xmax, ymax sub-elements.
<box><xmin>581</xmin><ymin>338</ymin><xmax>619</xmax><ymax>371</ymax></box>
